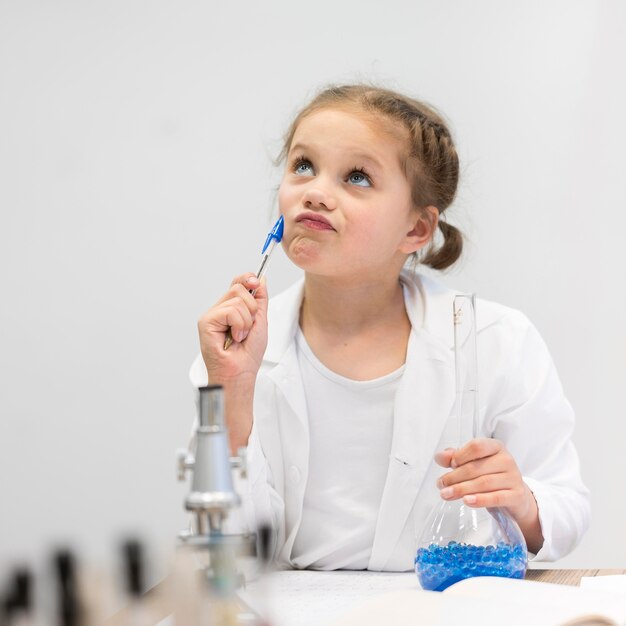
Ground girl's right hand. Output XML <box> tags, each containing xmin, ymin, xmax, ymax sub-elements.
<box><xmin>197</xmin><ymin>274</ymin><xmax>269</xmax><ymax>384</ymax></box>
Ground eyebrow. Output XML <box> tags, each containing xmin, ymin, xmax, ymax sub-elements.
<box><xmin>289</xmin><ymin>142</ymin><xmax>385</xmax><ymax>172</ymax></box>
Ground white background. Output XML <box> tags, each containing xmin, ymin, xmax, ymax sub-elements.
<box><xmin>1</xmin><ymin>0</ymin><xmax>625</xmax><ymax>585</ymax></box>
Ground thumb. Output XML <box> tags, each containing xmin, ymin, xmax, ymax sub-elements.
<box><xmin>253</xmin><ymin>277</ymin><xmax>269</xmax><ymax>316</ymax></box>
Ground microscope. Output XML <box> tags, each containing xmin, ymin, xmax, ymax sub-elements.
<box><xmin>176</xmin><ymin>384</ymin><xmax>257</xmax><ymax>595</ymax></box>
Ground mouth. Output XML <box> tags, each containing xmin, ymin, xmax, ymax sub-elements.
<box><xmin>295</xmin><ymin>212</ymin><xmax>335</xmax><ymax>231</ymax></box>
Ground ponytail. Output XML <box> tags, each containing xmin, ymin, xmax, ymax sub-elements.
<box><xmin>420</xmin><ymin>221</ymin><xmax>463</xmax><ymax>271</ymax></box>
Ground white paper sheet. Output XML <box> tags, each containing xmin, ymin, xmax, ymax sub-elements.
<box><xmin>239</xmin><ymin>570</ymin><xmax>418</xmax><ymax>626</ymax></box>
<box><xmin>580</xmin><ymin>574</ymin><xmax>626</xmax><ymax>595</ymax></box>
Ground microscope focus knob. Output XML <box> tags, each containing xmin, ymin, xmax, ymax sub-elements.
<box><xmin>230</xmin><ymin>446</ymin><xmax>248</xmax><ymax>480</ymax></box>
<box><xmin>176</xmin><ymin>448</ymin><xmax>195</xmax><ymax>481</ymax></box>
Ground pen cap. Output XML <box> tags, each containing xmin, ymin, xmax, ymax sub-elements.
<box><xmin>261</xmin><ymin>215</ymin><xmax>285</xmax><ymax>254</ymax></box>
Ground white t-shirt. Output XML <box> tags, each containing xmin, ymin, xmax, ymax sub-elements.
<box><xmin>290</xmin><ymin>327</ymin><xmax>404</xmax><ymax>570</ymax></box>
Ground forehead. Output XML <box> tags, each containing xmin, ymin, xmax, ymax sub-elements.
<box><xmin>290</xmin><ymin>107</ymin><xmax>409</xmax><ymax>165</ymax></box>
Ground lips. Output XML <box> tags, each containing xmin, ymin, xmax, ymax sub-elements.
<box><xmin>295</xmin><ymin>212</ymin><xmax>335</xmax><ymax>231</ymax></box>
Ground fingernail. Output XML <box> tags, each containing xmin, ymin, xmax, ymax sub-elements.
<box><xmin>440</xmin><ymin>487</ymin><xmax>453</xmax><ymax>499</ymax></box>
<box><xmin>247</xmin><ymin>276</ymin><xmax>259</xmax><ymax>285</ymax></box>
<box><xmin>464</xmin><ymin>495</ymin><xmax>477</xmax><ymax>504</ymax></box>
<box><xmin>436</xmin><ymin>478</ymin><xmax>444</xmax><ymax>489</ymax></box>
<box><xmin>241</xmin><ymin>330</ymin><xmax>249</xmax><ymax>341</ymax></box>
<box><xmin>450</xmin><ymin>459</ymin><xmax>458</xmax><ymax>469</ymax></box>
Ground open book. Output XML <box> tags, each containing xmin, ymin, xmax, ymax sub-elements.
<box><xmin>331</xmin><ymin>575</ymin><xmax>626</xmax><ymax>626</ymax></box>
<box><xmin>240</xmin><ymin>570</ymin><xmax>626</xmax><ymax>626</ymax></box>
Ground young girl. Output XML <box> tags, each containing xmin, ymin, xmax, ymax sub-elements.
<box><xmin>191</xmin><ymin>84</ymin><xmax>590</xmax><ymax>572</ymax></box>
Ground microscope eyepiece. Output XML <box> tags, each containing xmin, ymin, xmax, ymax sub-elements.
<box><xmin>198</xmin><ymin>385</ymin><xmax>225</xmax><ymax>428</ymax></box>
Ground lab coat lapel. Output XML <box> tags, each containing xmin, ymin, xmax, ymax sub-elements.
<box><xmin>266</xmin><ymin>347</ymin><xmax>309</xmax><ymax>434</ymax></box>
<box><xmin>368</xmin><ymin>274</ymin><xmax>456</xmax><ymax>571</ymax></box>
<box><xmin>264</xmin><ymin>278</ymin><xmax>309</xmax><ymax>433</ymax></box>
<box><xmin>263</xmin><ymin>279</ymin><xmax>311</xmax><ymax>559</ymax></box>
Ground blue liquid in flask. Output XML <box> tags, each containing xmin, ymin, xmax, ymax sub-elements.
<box><xmin>415</xmin><ymin>541</ymin><xmax>527</xmax><ymax>591</ymax></box>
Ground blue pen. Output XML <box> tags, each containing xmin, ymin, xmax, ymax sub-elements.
<box><xmin>223</xmin><ymin>215</ymin><xmax>284</xmax><ymax>350</ymax></box>
<box><xmin>256</xmin><ymin>214</ymin><xmax>285</xmax><ymax>288</ymax></box>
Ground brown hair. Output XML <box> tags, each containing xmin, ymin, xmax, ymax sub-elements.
<box><xmin>279</xmin><ymin>84</ymin><xmax>463</xmax><ymax>270</ymax></box>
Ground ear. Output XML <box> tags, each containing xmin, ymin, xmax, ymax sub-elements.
<box><xmin>399</xmin><ymin>206</ymin><xmax>439</xmax><ymax>254</ymax></box>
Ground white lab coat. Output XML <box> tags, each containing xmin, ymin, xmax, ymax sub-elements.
<box><xmin>190</xmin><ymin>270</ymin><xmax>590</xmax><ymax>571</ymax></box>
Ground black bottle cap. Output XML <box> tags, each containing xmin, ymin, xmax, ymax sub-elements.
<box><xmin>2</xmin><ymin>566</ymin><xmax>33</xmax><ymax>618</ymax></box>
<box><xmin>13</xmin><ymin>569</ymin><xmax>31</xmax><ymax>610</ymax></box>
<box><xmin>258</xmin><ymin>524</ymin><xmax>273</xmax><ymax>564</ymax></box>
<box><xmin>121</xmin><ymin>539</ymin><xmax>144</xmax><ymax>597</ymax></box>
<box><xmin>53</xmin><ymin>549</ymin><xmax>80</xmax><ymax>626</ymax></box>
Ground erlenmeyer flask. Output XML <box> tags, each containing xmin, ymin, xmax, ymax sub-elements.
<box><xmin>415</xmin><ymin>295</ymin><xmax>528</xmax><ymax>591</ymax></box>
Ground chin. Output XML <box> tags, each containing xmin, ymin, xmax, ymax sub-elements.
<box><xmin>285</xmin><ymin>238</ymin><xmax>326</xmax><ymax>269</ymax></box>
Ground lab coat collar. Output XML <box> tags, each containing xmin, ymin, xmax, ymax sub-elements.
<box><xmin>411</xmin><ymin>270</ymin><xmax>456</xmax><ymax>350</ymax></box>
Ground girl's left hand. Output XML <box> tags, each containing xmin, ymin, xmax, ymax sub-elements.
<box><xmin>434</xmin><ymin>438</ymin><xmax>536</xmax><ymax>525</ymax></box>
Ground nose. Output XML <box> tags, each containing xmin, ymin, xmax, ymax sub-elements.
<box><xmin>302</xmin><ymin>187</ymin><xmax>337</xmax><ymax>211</ymax></box>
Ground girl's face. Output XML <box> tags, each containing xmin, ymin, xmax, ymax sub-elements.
<box><xmin>278</xmin><ymin>107</ymin><xmax>433</xmax><ymax>281</ymax></box>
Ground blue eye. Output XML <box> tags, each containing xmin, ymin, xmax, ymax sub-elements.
<box><xmin>348</xmin><ymin>170</ymin><xmax>371</xmax><ymax>187</ymax></box>
<box><xmin>293</xmin><ymin>158</ymin><xmax>314</xmax><ymax>176</ymax></box>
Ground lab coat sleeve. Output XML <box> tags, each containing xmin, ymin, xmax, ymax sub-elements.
<box><xmin>188</xmin><ymin>355</ymin><xmax>286</xmax><ymax>555</ymax></box>
<box><xmin>483</xmin><ymin>313</ymin><xmax>591</xmax><ymax>562</ymax></box>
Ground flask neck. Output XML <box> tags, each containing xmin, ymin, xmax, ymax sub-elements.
<box><xmin>453</xmin><ymin>295</ymin><xmax>478</xmax><ymax>447</ymax></box>
<box><xmin>456</xmin><ymin>389</ymin><xmax>478</xmax><ymax>445</ymax></box>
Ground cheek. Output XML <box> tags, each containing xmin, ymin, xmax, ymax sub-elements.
<box><xmin>278</xmin><ymin>182</ymin><xmax>298</xmax><ymax>214</ymax></box>
<box><xmin>348</xmin><ymin>210</ymin><xmax>413</xmax><ymax>256</ymax></box>
<box><xmin>277</xmin><ymin>184</ymin><xmax>286</xmax><ymax>210</ymax></box>
<box><xmin>349</xmin><ymin>214</ymin><xmax>397</xmax><ymax>247</ymax></box>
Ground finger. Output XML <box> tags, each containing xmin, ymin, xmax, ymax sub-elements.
<box><xmin>199</xmin><ymin>308</ymin><xmax>245</xmax><ymax>349</ymax></box>
<box><xmin>231</xmin><ymin>282</ymin><xmax>261</xmax><ymax>316</ymax></box>
<box><xmin>199</xmin><ymin>299</ymin><xmax>252</xmax><ymax>343</ymax></box>
<box><xmin>451</xmin><ymin>438</ymin><xmax>503</xmax><ymax>468</ymax></box>
<box><xmin>214</xmin><ymin>274</ymin><xmax>260</xmax><ymax>306</ymax></box>
<box><xmin>437</xmin><ymin>455</ymin><xmax>511</xmax><ymax>488</ymax></box>
<box><xmin>217</xmin><ymin>282</ymin><xmax>259</xmax><ymax>314</ymax></box>
<box><xmin>225</xmin><ymin>281</ymin><xmax>269</xmax><ymax>328</ymax></box>
<box><xmin>251</xmin><ymin>277</ymin><xmax>269</xmax><ymax>315</ymax></box>
<box><xmin>439</xmin><ymin>472</ymin><xmax>511</xmax><ymax>501</ymax></box>
<box><xmin>461</xmin><ymin>489</ymin><xmax>524</xmax><ymax>509</ymax></box>
<box><xmin>223</xmin><ymin>300</ymin><xmax>255</xmax><ymax>340</ymax></box>
<box><xmin>434</xmin><ymin>448</ymin><xmax>456</xmax><ymax>468</ymax></box>
<box><xmin>230</xmin><ymin>273</ymin><xmax>260</xmax><ymax>289</ymax></box>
